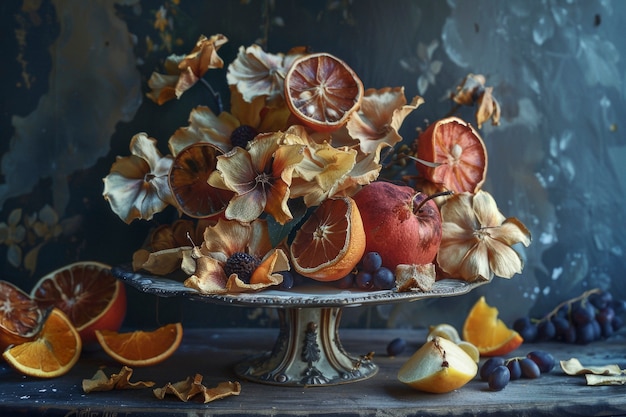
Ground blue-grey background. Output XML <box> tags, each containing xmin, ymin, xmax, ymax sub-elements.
<box><xmin>1</xmin><ymin>0</ymin><xmax>624</xmax><ymax>331</ymax></box>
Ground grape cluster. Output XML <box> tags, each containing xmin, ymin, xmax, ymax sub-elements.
<box><xmin>512</xmin><ymin>289</ymin><xmax>625</xmax><ymax>345</ymax></box>
<box><xmin>480</xmin><ymin>350</ymin><xmax>555</xmax><ymax>391</ymax></box>
<box><xmin>334</xmin><ymin>252</ymin><xmax>396</xmax><ymax>290</ymax></box>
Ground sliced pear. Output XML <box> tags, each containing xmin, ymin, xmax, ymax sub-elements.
<box><xmin>398</xmin><ymin>336</ymin><xmax>478</xmax><ymax>393</ymax></box>
<box><xmin>427</xmin><ymin>323</ymin><xmax>462</xmax><ymax>343</ymax></box>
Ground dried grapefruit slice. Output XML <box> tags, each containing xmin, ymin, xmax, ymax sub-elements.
<box><xmin>290</xmin><ymin>197</ymin><xmax>366</xmax><ymax>281</ymax></box>
<box><xmin>30</xmin><ymin>261</ymin><xmax>127</xmax><ymax>345</ymax></box>
<box><xmin>416</xmin><ymin>116</ymin><xmax>487</xmax><ymax>193</ymax></box>
<box><xmin>168</xmin><ymin>143</ymin><xmax>234</xmax><ymax>218</ymax></box>
<box><xmin>462</xmin><ymin>296</ymin><xmax>523</xmax><ymax>357</ymax></box>
<box><xmin>96</xmin><ymin>322</ymin><xmax>183</xmax><ymax>367</ymax></box>
<box><xmin>0</xmin><ymin>280</ymin><xmax>45</xmax><ymax>350</ymax></box>
<box><xmin>2</xmin><ymin>308</ymin><xmax>81</xmax><ymax>378</ymax></box>
<box><xmin>284</xmin><ymin>52</ymin><xmax>364</xmax><ymax>132</ymax></box>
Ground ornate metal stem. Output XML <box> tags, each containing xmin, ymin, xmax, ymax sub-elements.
<box><xmin>234</xmin><ymin>307</ymin><xmax>378</xmax><ymax>386</ymax></box>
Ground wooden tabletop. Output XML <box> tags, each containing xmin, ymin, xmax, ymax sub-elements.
<box><xmin>1</xmin><ymin>327</ymin><xmax>625</xmax><ymax>416</ymax></box>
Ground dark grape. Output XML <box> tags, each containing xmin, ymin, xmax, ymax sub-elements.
<box><xmin>513</xmin><ymin>317</ymin><xmax>537</xmax><ymax>342</ymax></box>
<box><xmin>480</xmin><ymin>357</ymin><xmax>505</xmax><ymax>381</ymax></box>
<box><xmin>563</xmin><ymin>325</ymin><xmax>577</xmax><ymax>344</ymax></box>
<box><xmin>506</xmin><ymin>359</ymin><xmax>522</xmax><ymax>380</ymax></box>
<box><xmin>488</xmin><ymin>366</ymin><xmax>510</xmax><ymax>391</ymax></box>
<box><xmin>373</xmin><ymin>267</ymin><xmax>395</xmax><ymax>290</ymax></box>
<box><xmin>591</xmin><ymin>319</ymin><xmax>602</xmax><ymax>340</ymax></box>
<box><xmin>334</xmin><ymin>274</ymin><xmax>355</xmax><ymax>289</ymax></box>
<box><xmin>355</xmin><ymin>271</ymin><xmax>374</xmax><ymax>290</ymax></box>
<box><xmin>551</xmin><ymin>316</ymin><xmax>571</xmax><ymax>340</ymax></box>
<box><xmin>576</xmin><ymin>322</ymin><xmax>595</xmax><ymax>344</ymax></box>
<box><xmin>361</xmin><ymin>252</ymin><xmax>383</xmax><ymax>273</ymax></box>
<box><xmin>571</xmin><ymin>302</ymin><xmax>595</xmax><ymax>326</ymax></box>
<box><xmin>596</xmin><ymin>306</ymin><xmax>615</xmax><ymax>325</ymax></box>
<box><xmin>386</xmin><ymin>337</ymin><xmax>406</xmax><ymax>357</ymax></box>
<box><xmin>526</xmin><ymin>350</ymin><xmax>555</xmax><ymax>373</ymax></box>
<box><xmin>612</xmin><ymin>315</ymin><xmax>624</xmax><ymax>332</ymax></box>
<box><xmin>519</xmin><ymin>358</ymin><xmax>541</xmax><ymax>379</ymax></box>
<box><xmin>279</xmin><ymin>271</ymin><xmax>294</xmax><ymax>289</ymax></box>
<box><xmin>600</xmin><ymin>321</ymin><xmax>614</xmax><ymax>339</ymax></box>
<box><xmin>611</xmin><ymin>299</ymin><xmax>626</xmax><ymax>315</ymax></box>
<box><xmin>589</xmin><ymin>291</ymin><xmax>613</xmax><ymax>310</ymax></box>
<box><xmin>537</xmin><ymin>320</ymin><xmax>556</xmax><ymax>341</ymax></box>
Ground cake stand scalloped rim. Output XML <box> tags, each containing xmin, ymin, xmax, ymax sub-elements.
<box><xmin>111</xmin><ymin>264</ymin><xmax>487</xmax><ymax>308</ymax></box>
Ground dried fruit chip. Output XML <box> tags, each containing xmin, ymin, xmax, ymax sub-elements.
<box><xmin>395</xmin><ymin>263</ymin><xmax>436</xmax><ymax>293</ymax></box>
<box><xmin>559</xmin><ymin>358</ymin><xmax>622</xmax><ymax>376</ymax></box>
<box><xmin>0</xmin><ymin>280</ymin><xmax>45</xmax><ymax>351</ymax></box>
<box><xmin>153</xmin><ymin>374</ymin><xmax>241</xmax><ymax>403</ymax></box>
<box><xmin>284</xmin><ymin>52</ymin><xmax>364</xmax><ymax>132</ymax></box>
<box><xmin>82</xmin><ymin>366</ymin><xmax>155</xmax><ymax>393</ymax></box>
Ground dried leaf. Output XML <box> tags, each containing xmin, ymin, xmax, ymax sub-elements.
<box><xmin>153</xmin><ymin>374</ymin><xmax>241</xmax><ymax>403</ymax></box>
<box><xmin>560</xmin><ymin>358</ymin><xmax>622</xmax><ymax>376</ymax></box>
<box><xmin>586</xmin><ymin>374</ymin><xmax>626</xmax><ymax>386</ymax></box>
<box><xmin>82</xmin><ymin>366</ymin><xmax>155</xmax><ymax>393</ymax></box>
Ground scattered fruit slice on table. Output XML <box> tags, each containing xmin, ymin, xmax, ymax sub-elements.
<box><xmin>290</xmin><ymin>196</ymin><xmax>366</xmax><ymax>281</ymax></box>
<box><xmin>462</xmin><ymin>296</ymin><xmax>523</xmax><ymax>357</ymax></box>
<box><xmin>397</xmin><ymin>336</ymin><xmax>478</xmax><ymax>394</ymax></box>
<box><xmin>0</xmin><ymin>280</ymin><xmax>45</xmax><ymax>350</ymax></box>
<box><xmin>416</xmin><ymin>116</ymin><xmax>488</xmax><ymax>193</ymax></box>
<box><xmin>96</xmin><ymin>322</ymin><xmax>183</xmax><ymax>367</ymax></box>
<box><xmin>284</xmin><ymin>52</ymin><xmax>364</xmax><ymax>132</ymax></box>
<box><xmin>30</xmin><ymin>261</ymin><xmax>127</xmax><ymax>345</ymax></box>
<box><xmin>2</xmin><ymin>308</ymin><xmax>82</xmax><ymax>378</ymax></box>
<box><xmin>168</xmin><ymin>142</ymin><xmax>234</xmax><ymax>218</ymax></box>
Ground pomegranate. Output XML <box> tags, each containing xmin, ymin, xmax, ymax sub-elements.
<box><xmin>352</xmin><ymin>181</ymin><xmax>444</xmax><ymax>270</ymax></box>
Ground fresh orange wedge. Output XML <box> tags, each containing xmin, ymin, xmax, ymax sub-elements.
<box><xmin>462</xmin><ymin>296</ymin><xmax>523</xmax><ymax>357</ymax></box>
<box><xmin>284</xmin><ymin>52</ymin><xmax>364</xmax><ymax>132</ymax></box>
<box><xmin>2</xmin><ymin>308</ymin><xmax>82</xmax><ymax>378</ymax></box>
<box><xmin>0</xmin><ymin>280</ymin><xmax>45</xmax><ymax>351</ymax></box>
<box><xmin>96</xmin><ymin>322</ymin><xmax>183</xmax><ymax>367</ymax></box>
<box><xmin>30</xmin><ymin>261</ymin><xmax>127</xmax><ymax>345</ymax></box>
<box><xmin>290</xmin><ymin>197</ymin><xmax>366</xmax><ymax>281</ymax></box>
<box><xmin>168</xmin><ymin>142</ymin><xmax>234</xmax><ymax>218</ymax></box>
<box><xmin>416</xmin><ymin>116</ymin><xmax>487</xmax><ymax>193</ymax></box>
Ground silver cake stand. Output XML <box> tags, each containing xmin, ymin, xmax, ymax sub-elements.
<box><xmin>111</xmin><ymin>265</ymin><xmax>485</xmax><ymax>387</ymax></box>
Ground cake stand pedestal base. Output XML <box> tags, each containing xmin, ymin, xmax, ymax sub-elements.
<box><xmin>234</xmin><ymin>307</ymin><xmax>378</xmax><ymax>386</ymax></box>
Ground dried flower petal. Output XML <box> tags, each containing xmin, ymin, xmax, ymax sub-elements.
<box><xmin>227</xmin><ymin>44</ymin><xmax>304</xmax><ymax>106</ymax></box>
<box><xmin>182</xmin><ymin>218</ymin><xmax>289</xmax><ymax>294</ymax></box>
<box><xmin>147</xmin><ymin>34</ymin><xmax>228</xmax><ymax>104</ymax></box>
<box><xmin>82</xmin><ymin>366</ymin><xmax>155</xmax><ymax>393</ymax></box>
<box><xmin>346</xmin><ymin>87</ymin><xmax>423</xmax><ymax>155</ymax></box>
<box><xmin>208</xmin><ymin>133</ymin><xmax>304</xmax><ymax>224</ymax></box>
<box><xmin>153</xmin><ymin>374</ymin><xmax>241</xmax><ymax>403</ymax></box>
<box><xmin>437</xmin><ymin>191</ymin><xmax>531</xmax><ymax>282</ymax></box>
<box><xmin>103</xmin><ymin>133</ymin><xmax>174</xmax><ymax>224</ymax></box>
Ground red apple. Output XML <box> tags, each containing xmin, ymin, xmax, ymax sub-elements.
<box><xmin>352</xmin><ymin>181</ymin><xmax>443</xmax><ymax>270</ymax></box>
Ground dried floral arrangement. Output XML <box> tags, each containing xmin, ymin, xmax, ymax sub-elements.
<box><xmin>102</xmin><ymin>34</ymin><xmax>531</xmax><ymax>296</ymax></box>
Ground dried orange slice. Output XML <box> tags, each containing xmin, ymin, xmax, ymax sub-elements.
<box><xmin>462</xmin><ymin>296</ymin><xmax>523</xmax><ymax>357</ymax></box>
<box><xmin>96</xmin><ymin>322</ymin><xmax>183</xmax><ymax>367</ymax></box>
<box><xmin>0</xmin><ymin>280</ymin><xmax>45</xmax><ymax>350</ymax></box>
<box><xmin>416</xmin><ymin>116</ymin><xmax>487</xmax><ymax>193</ymax></box>
<box><xmin>2</xmin><ymin>308</ymin><xmax>81</xmax><ymax>378</ymax></box>
<box><xmin>169</xmin><ymin>143</ymin><xmax>235</xmax><ymax>218</ymax></box>
<box><xmin>290</xmin><ymin>197</ymin><xmax>366</xmax><ymax>281</ymax></box>
<box><xmin>284</xmin><ymin>52</ymin><xmax>364</xmax><ymax>132</ymax></box>
<box><xmin>30</xmin><ymin>261</ymin><xmax>127</xmax><ymax>345</ymax></box>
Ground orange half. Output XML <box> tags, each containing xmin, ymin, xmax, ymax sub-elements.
<box><xmin>462</xmin><ymin>296</ymin><xmax>523</xmax><ymax>357</ymax></box>
<box><xmin>290</xmin><ymin>197</ymin><xmax>366</xmax><ymax>281</ymax></box>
